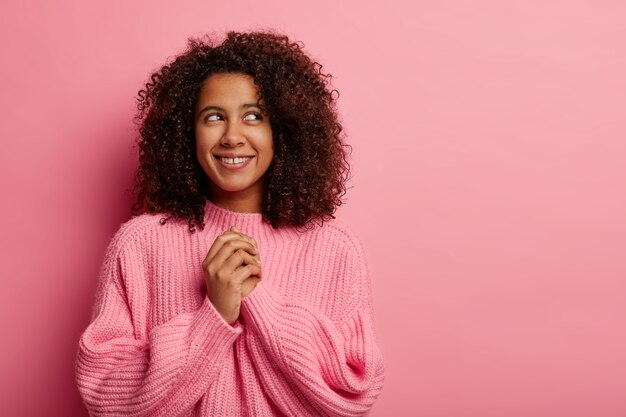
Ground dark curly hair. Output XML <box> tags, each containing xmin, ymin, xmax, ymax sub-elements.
<box><xmin>130</xmin><ymin>30</ymin><xmax>351</xmax><ymax>233</ymax></box>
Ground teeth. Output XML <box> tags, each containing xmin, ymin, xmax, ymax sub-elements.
<box><xmin>219</xmin><ymin>156</ymin><xmax>252</xmax><ymax>165</ymax></box>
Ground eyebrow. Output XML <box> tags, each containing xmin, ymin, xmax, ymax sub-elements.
<box><xmin>197</xmin><ymin>103</ymin><xmax>264</xmax><ymax>115</ymax></box>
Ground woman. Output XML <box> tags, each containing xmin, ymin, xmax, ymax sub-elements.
<box><xmin>75</xmin><ymin>30</ymin><xmax>385</xmax><ymax>416</ymax></box>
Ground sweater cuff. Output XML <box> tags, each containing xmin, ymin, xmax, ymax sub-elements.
<box><xmin>239</xmin><ymin>279</ymin><xmax>282</xmax><ymax>333</ymax></box>
<box><xmin>189</xmin><ymin>295</ymin><xmax>243</xmax><ymax>355</ymax></box>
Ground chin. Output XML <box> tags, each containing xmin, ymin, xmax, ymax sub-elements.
<box><xmin>211</xmin><ymin>178</ymin><xmax>257</xmax><ymax>193</ymax></box>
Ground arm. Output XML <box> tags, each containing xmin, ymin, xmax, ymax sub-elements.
<box><xmin>75</xmin><ymin>227</ymin><xmax>243</xmax><ymax>417</ymax></box>
<box><xmin>239</xmin><ymin>235</ymin><xmax>386</xmax><ymax>416</ymax></box>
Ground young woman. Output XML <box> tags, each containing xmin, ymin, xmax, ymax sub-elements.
<box><xmin>75</xmin><ymin>30</ymin><xmax>385</xmax><ymax>416</ymax></box>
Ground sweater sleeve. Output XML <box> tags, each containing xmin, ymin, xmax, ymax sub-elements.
<box><xmin>75</xmin><ymin>224</ymin><xmax>243</xmax><ymax>417</ymax></box>
<box><xmin>238</xmin><ymin>234</ymin><xmax>386</xmax><ymax>417</ymax></box>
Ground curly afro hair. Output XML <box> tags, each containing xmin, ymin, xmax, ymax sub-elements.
<box><xmin>131</xmin><ymin>30</ymin><xmax>351</xmax><ymax>233</ymax></box>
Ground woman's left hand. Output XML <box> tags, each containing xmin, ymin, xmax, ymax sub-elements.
<box><xmin>228</xmin><ymin>226</ymin><xmax>263</xmax><ymax>298</ymax></box>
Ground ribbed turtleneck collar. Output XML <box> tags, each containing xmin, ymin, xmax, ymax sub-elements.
<box><xmin>203</xmin><ymin>198</ymin><xmax>274</xmax><ymax>235</ymax></box>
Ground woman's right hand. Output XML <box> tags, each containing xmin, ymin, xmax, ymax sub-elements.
<box><xmin>202</xmin><ymin>229</ymin><xmax>262</xmax><ymax>325</ymax></box>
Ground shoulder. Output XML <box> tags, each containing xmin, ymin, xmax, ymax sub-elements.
<box><xmin>104</xmin><ymin>212</ymin><xmax>183</xmax><ymax>259</ymax></box>
<box><xmin>310</xmin><ymin>217</ymin><xmax>368</xmax><ymax>264</ymax></box>
<box><xmin>312</xmin><ymin>218</ymin><xmax>374</xmax><ymax>317</ymax></box>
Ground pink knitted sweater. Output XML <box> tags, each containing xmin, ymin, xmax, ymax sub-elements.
<box><xmin>75</xmin><ymin>199</ymin><xmax>385</xmax><ymax>416</ymax></box>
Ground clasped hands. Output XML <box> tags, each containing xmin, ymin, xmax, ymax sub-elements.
<box><xmin>202</xmin><ymin>226</ymin><xmax>262</xmax><ymax>325</ymax></box>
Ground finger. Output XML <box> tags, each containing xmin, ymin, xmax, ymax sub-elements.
<box><xmin>228</xmin><ymin>229</ymin><xmax>261</xmax><ymax>267</ymax></box>
<box><xmin>232</xmin><ymin>263</ymin><xmax>262</xmax><ymax>283</ymax></box>
<box><xmin>223</xmin><ymin>247</ymin><xmax>261</xmax><ymax>273</ymax></box>
<box><xmin>209</xmin><ymin>240</ymin><xmax>259</xmax><ymax>275</ymax></box>
<box><xmin>223</xmin><ymin>229</ymin><xmax>261</xmax><ymax>264</ymax></box>
<box><xmin>230</xmin><ymin>226</ymin><xmax>256</xmax><ymax>246</ymax></box>
<box><xmin>242</xmin><ymin>276</ymin><xmax>261</xmax><ymax>288</ymax></box>
<box><xmin>243</xmin><ymin>276</ymin><xmax>261</xmax><ymax>287</ymax></box>
<box><xmin>205</xmin><ymin>233</ymin><xmax>257</xmax><ymax>267</ymax></box>
<box><xmin>230</xmin><ymin>226</ymin><xmax>259</xmax><ymax>251</ymax></box>
<box><xmin>241</xmin><ymin>276</ymin><xmax>261</xmax><ymax>296</ymax></box>
<box><xmin>205</xmin><ymin>233</ymin><xmax>234</xmax><ymax>267</ymax></box>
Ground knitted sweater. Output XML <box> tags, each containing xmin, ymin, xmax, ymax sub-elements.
<box><xmin>75</xmin><ymin>198</ymin><xmax>385</xmax><ymax>417</ymax></box>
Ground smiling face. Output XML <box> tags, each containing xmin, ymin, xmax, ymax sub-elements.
<box><xmin>194</xmin><ymin>72</ymin><xmax>274</xmax><ymax>212</ymax></box>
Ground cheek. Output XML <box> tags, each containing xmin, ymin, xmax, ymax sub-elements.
<box><xmin>195</xmin><ymin>137</ymin><xmax>207</xmax><ymax>153</ymax></box>
<box><xmin>194</xmin><ymin>138</ymin><xmax>205</xmax><ymax>159</ymax></box>
<box><xmin>194</xmin><ymin>136</ymin><xmax>214</xmax><ymax>170</ymax></box>
<box><xmin>195</xmin><ymin>129</ymin><xmax>215</xmax><ymax>153</ymax></box>
<box><xmin>262</xmin><ymin>149</ymin><xmax>275</xmax><ymax>173</ymax></box>
<box><xmin>261</xmin><ymin>140</ymin><xmax>274</xmax><ymax>165</ymax></box>
<box><xmin>263</xmin><ymin>128</ymin><xmax>274</xmax><ymax>153</ymax></box>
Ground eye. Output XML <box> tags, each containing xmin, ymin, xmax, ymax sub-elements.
<box><xmin>204</xmin><ymin>113</ymin><xmax>223</xmax><ymax>122</ymax></box>
<box><xmin>244</xmin><ymin>112</ymin><xmax>263</xmax><ymax>121</ymax></box>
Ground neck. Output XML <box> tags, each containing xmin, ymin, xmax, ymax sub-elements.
<box><xmin>207</xmin><ymin>186</ymin><xmax>263</xmax><ymax>214</ymax></box>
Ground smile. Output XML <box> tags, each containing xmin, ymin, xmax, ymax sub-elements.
<box><xmin>213</xmin><ymin>155</ymin><xmax>255</xmax><ymax>170</ymax></box>
<box><xmin>219</xmin><ymin>156</ymin><xmax>253</xmax><ymax>164</ymax></box>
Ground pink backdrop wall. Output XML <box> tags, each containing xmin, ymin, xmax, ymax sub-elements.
<box><xmin>1</xmin><ymin>1</ymin><xmax>625</xmax><ymax>416</ymax></box>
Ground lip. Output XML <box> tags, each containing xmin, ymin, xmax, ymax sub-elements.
<box><xmin>213</xmin><ymin>154</ymin><xmax>255</xmax><ymax>171</ymax></box>
<box><xmin>213</xmin><ymin>152</ymin><xmax>256</xmax><ymax>158</ymax></box>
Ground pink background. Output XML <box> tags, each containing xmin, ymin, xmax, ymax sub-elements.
<box><xmin>1</xmin><ymin>1</ymin><xmax>625</xmax><ymax>416</ymax></box>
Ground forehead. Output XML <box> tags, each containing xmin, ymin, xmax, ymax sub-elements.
<box><xmin>198</xmin><ymin>72</ymin><xmax>261</xmax><ymax>103</ymax></box>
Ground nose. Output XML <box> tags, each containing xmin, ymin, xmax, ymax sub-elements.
<box><xmin>221</xmin><ymin>120</ymin><xmax>245</xmax><ymax>147</ymax></box>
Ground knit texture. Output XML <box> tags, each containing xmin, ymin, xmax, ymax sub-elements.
<box><xmin>75</xmin><ymin>199</ymin><xmax>385</xmax><ymax>416</ymax></box>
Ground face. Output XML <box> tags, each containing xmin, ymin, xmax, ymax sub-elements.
<box><xmin>194</xmin><ymin>72</ymin><xmax>274</xmax><ymax>205</ymax></box>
